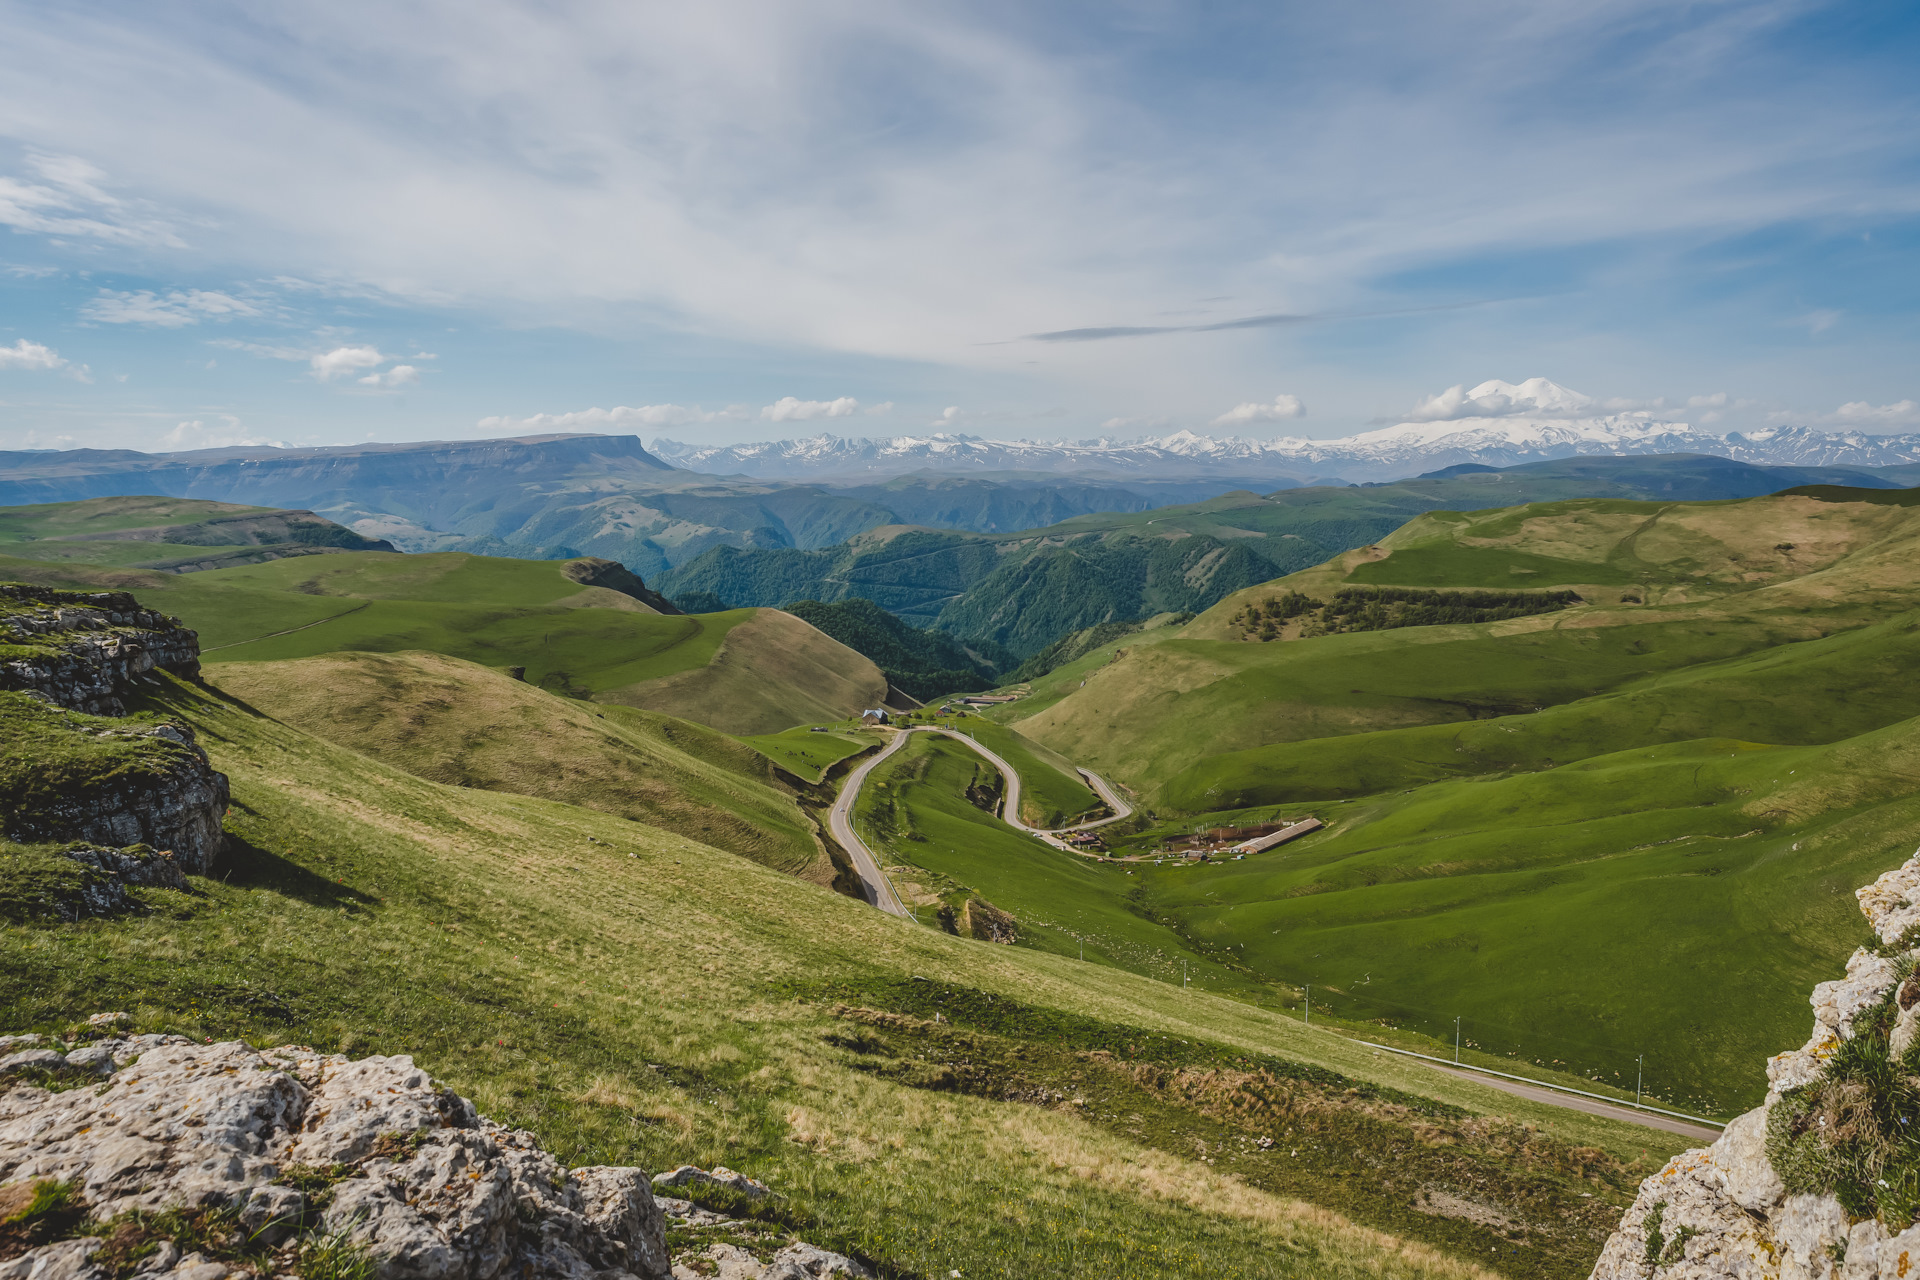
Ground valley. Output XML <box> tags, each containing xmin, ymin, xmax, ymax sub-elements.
<box><xmin>6</xmin><ymin>463</ymin><xmax>1920</xmax><ymax>1278</ymax></box>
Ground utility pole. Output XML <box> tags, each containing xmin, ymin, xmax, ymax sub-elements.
<box><xmin>1304</xmin><ymin>985</ymin><xmax>1310</xmax><ymax>1026</ymax></box>
<box><xmin>1183</xmin><ymin>959</ymin><xmax>1188</xmax><ymax>988</ymax></box>
<box><xmin>1454</xmin><ymin>1016</ymin><xmax>1462</xmax><ymax>1064</ymax></box>
<box><xmin>1637</xmin><ymin>1054</ymin><xmax>1644</xmax><ymax>1107</ymax></box>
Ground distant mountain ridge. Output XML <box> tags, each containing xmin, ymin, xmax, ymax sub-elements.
<box><xmin>654</xmin><ymin>382</ymin><xmax>1920</xmax><ymax>483</ymax></box>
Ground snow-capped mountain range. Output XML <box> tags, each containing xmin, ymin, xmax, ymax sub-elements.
<box><xmin>652</xmin><ymin>380</ymin><xmax>1920</xmax><ymax>485</ymax></box>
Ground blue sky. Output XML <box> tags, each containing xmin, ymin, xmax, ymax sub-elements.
<box><xmin>0</xmin><ymin>0</ymin><xmax>1916</xmax><ymax>451</ymax></box>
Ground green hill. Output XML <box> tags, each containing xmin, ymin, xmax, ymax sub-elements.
<box><xmin>0</xmin><ymin>494</ymin><xmax>394</xmax><ymax>570</ymax></box>
<box><xmin>0</xmin><ymin>549</ymin><xmax>890</xmax><ymax>734</ymax></box>
<box><xmin>209</xmin><ymin>650</ymin><xmax>828</xmax><ymax>876</ymax></box>
<box><xmin>874</xmin><ymin>488</ymin><xmax>1920</xmax><ymax>1110</ymax></box>
<box><xmin>0</xmin><ymin>665</ymin><xmax>1683</xmax><ymax>1280</ymax></box>
<box><xmin>661</xmin><ymin>454</ymin><xmax>1902</xmax><ymax>659</ymax></box>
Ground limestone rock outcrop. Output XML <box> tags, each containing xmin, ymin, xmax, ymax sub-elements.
<box><xmin>0</xmin><ymin>1034</ymin><xmax>671</xmax><ymax>1280</ymax></box>
<box><xmin>2</xmin><ymin>704</ymin><xmax>229</xmax><ymax>874</ymax></box>
<box><xmin>1589</xmin><ymin>849</ymin><xmax>1920</xmax><ymax>1280</ymax></box>
<box><xmin>1</xmin><ymin>584</ymin><xmax>228</xmax><ymax>873</ymax></box>
<box><xmin>0</xmin><ymin>586</ymin><xmax>202</xmax><ymax>716</ymax></box>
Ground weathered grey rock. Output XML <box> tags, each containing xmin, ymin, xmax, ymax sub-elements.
<box><xmin>0</xmin><ymin>1049</ymin><xmax>67</xmax><ymax>1074</ymax></box>
<box><xmin>4</xmin><ymin>718</ymin><xmax>229</xmax><ymax>875</ymax></box>
<box><xmin>1859</xmin><ymin>854</ymin><xmax>1920</xmax><ymax>945</ymax></box>
<box><xmin>0</xmin><ymin>1236</ymin><xmax>107</xmax><ymax>1280</ymax></box>
<box><xmin>60</xmin><ymin>1044</ymin><xmax>117</xmax><ymax>1075</ymax></box>
<box><xmin>768</xmin><ymin>1242</ymin><xmax>874</xmax><ymax>1278</ymax></box>
<box><xmin>1591</xmin><ymin>850</ymin><xmax>1920</xmax><ymax>1280</ymax></box>
<box><xmin>0</xmin><ymin>586</ymin><xmax>202</xmax><ymax>717</ymax></box>
<box><xmin>0</xmin><ymin>1037</ymin><xmax>670</xmax><ymax>1280</ymax></box>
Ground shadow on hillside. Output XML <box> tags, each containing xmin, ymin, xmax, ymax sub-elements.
<box><xmin>214</xmin><ymin>834</ymin><xmax>376</xmax><ymax>910</ymax></box>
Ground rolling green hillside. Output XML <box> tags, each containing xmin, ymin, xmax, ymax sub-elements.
<box><xmin>1122</xmin><ymin>712</ymin><xmax>1920</xmax><ymax>1114</ymax></box>
<box><xmin>0</xmin><ymin>494</ymin><xmax>394</xmax><ymax>571</ymax></box>
<box><xmin>0</xmin><ymin>668</ymin><xmax>1683</xmax><ymax>1280</ymax></box>
<box><xmin>883</xmin><ymin>488</ymin><xmax>1920</xmax><ymax>1111</ymax></box>
<box><xmin>0</xmin><ymin>549</ymin><xmax>890</xmax><ymax>734</ymax></box>
<box><xmin>661</xmin><ymin>454</ymin><xmax>1898</xmax><ymax>659</ymax></box>
<box><xmin>208</xmin><ymin>651</ymin><xmax>827</xmax><ymax>876</ymax></box>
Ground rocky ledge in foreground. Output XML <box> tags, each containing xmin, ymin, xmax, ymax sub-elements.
<box><xmin>1590</xmin><ymin>849</ymin><xmax>1920</xmax><ymax>1280</ymax></box>
<box><xmin>0</xmin><ymin>585</ymin><xmax>203</xmax><ymax>717</ymax></box>
<box><xmin>0</xmin><ymin>1030</ymin><xmax>870</xmax><ymax>1280</ymax></box>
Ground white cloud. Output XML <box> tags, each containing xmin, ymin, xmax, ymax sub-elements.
<box><xmin>0</xmin><ymin>153</ymin><xmax>181</xmax><ymax>247</ymax></box>
<box><xmin>474</xmin><ymin>403</ymin><xmax>745</xmax><ymax>433</ymax></box>
<box><xmin>761</xmin><ymin>396</ymin><xmax>860</xmax><ymax>422</ymax></box>
<box><xmin>1830</xmin><ymin>399</ymin><xmax>1920</xmax><ymax>427</ymax></box>
<box><xmin>83</xmin><ymin>289</ymin><xmax>262</xmax><ymax>327</ymax></box>
<box><xmin>1404</xmin><ymin>378</ymin><xmax>1595</xmax><ymax>422</ymax></box>
<box><xmin>309</xmin><ymin>345</ymin><xmax>388</xmax><ymax>380</ymax></box>
<box><xmin>1212</xmin><ymin>394</ymin><xmax>1304</xmax><ymax>427</ymax></box>
<box><xmin>358</xmin><ymin>364</ymin><xmax>419</xmax><ymax>388</ymax></box>
<box><xmin>0</xmin><ymin>339</ymin><xmax>68</xmax><ymax>372</ymax></box>
<box><xmin>159</xmin><ymin>417</ymin><xmax>289</xmax><ymax>450</ymax></box>
<box><xmin>863</xmin><ymin>401</ymin><xmax>895</xmax><ymax>415</ymax></box>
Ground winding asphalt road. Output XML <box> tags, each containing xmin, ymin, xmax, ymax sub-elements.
<box><xmin>829</xmin><ymin>726</ymin><xmax>1137</xmax><ymax>912</ymax></box>
<box><xmin>824</xmin><ymin>733</ymin><xmax>911</xmax><ymax>917</ymax></box>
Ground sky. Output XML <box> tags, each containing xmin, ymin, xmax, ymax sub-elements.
<box><xmin>1</xmin><ymin>0</ymin><xmax>1917</xmax><ymax>453</ymax></box>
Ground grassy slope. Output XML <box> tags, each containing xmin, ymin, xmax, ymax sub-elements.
<box><xmin>854</xmin><ymin>732</ymin><xmax>1232</xmax><ymax>984</ymax></box>
<box><xmin>1152</xmin><ymin>610</ymin><xmax>1920</xmax><ymax>810</ymax></box>
<box><xmin>0</xmin><ymin>496</ymin><xmax>279</xmax><ymax>541</ymax></box>
<box><xmin>964</xmin><ymin>493</ymin><xmax>1920</xmax><ymax>1111</ymax></box>
<box><xmin>1128</xmin><ymin>717</ymin><xmax>1920</xmax><ymax>1112</ymax></box>
<box><xmin>1015</xmin><ymin>494</ymin><xmax>1920</xmax><ymax>788</ymax></box>
<box><xmin>0</xmin><ymin>551</ymin><xmax>890</xmax><ymax>735</ymax></box>
<box><xmin>0</xmin><ymin>672</ymin><xmax>1685</xmax><ymax>1279</ymax></box>
<box><xmin>939</xmin><ymin>716</ymin><xmax>1101</xmax><ymax>827</ymax></box>
<box><xmin>207</xmin><ymin>652</ymin><xmax>824</xmax><ymax>876</ymax></box>
<box><xmin>736</xmin><ymin>726</ymin><xmax>877</xmax><ymax>783</ymax></box>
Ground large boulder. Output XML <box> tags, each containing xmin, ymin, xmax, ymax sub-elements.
<box><xmin>0</xmin><ymin>1035</ymin><xmax>669</xmax><ymax>1280</ymax></box>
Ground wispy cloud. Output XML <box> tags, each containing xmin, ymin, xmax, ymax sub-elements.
<box><xmin>84</xmin><ymin>289</ymin><xmax>262</xmax><ymax>327</ymax></box>
<box><xmin>0</xmin><ymin>339</ymin><xmax>68</xmax><ymax>372</ymax></box>
<box><xmin>308</xmin><ymin>345</ymin><xmax>387</xmax><ymax>381</ymax></box>
<box><xmin>0</xmin><ymin>153</ymin><xmax>181</xmax><ymax>247</ymax></box>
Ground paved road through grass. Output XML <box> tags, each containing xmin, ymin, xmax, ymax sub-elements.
<box><xmin>826</xmin><ymin>732</ymin><xmax>911</xmax><ymax>916</ymax></box>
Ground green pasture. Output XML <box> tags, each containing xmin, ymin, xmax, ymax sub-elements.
<box><xmin>854</xmin><ymin>731</ymin><xmax>1257</xmax><ymax>993</ymax></box>
<box><xmin>0</xmin><ymin>496</ymin><xmax>275</xmax><ymax>541</ymax></box>
<box><xmin>1153</xmin><ymin>611</ymin><xmax>1920</xmax><ymax>811</ymax></box>
<box><xmin>1126</xmin><ymin>717</ymin><xmax>1920</xmax><ymax>1113</ymax></box>
<box><xmin>924</xmin><ymin>716</ymin><xmax>1100</xmax><ymax>826</ymax></box>
<box><xmin>737</xmin><ymin>725</ymin><xmax>878</xmax><ymax>782</ymax></box>
<box><xmin>0</xmin><ymin>672</ymin><xmax>1681</xmax><ymax>1280</ymax></box>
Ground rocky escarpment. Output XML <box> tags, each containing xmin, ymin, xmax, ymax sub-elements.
<box><xmin>1590</xmin><ymin>850</ymin><xmax>1920</xmax><ymax>1280</ymax></box>
<box><xmin>1</xmin><ymin>696</ymin><xmax>228</xmax><ymax>875</ymax></box>
<box><xmin>0</xmin><ymin>585</ymin><xmax>201</xmax><ymax>717</ymax></box>
<box><xmin>0</xmin><ymin>1032</ymin><xmax>873</xmax><ymax>1280</ymax></box>
<box><xmin>1</xmin><ymin>583</ymin><xmax>228</xmax><ymax>875</ymax></box>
